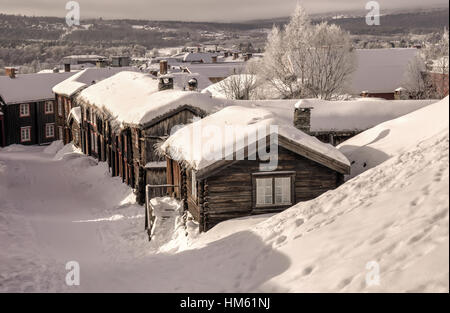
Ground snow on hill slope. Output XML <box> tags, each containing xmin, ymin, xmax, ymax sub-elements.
<box><xmin>178</xmin><ymin>97</ymin><xmax>449</xmax><ymax>292</ymax></box>
<box><xmin>338</xmin><ymin>96</ymin><xmax>449</xmax><ymax>178</ymax></box>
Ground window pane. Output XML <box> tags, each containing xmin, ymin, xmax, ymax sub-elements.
<box><xmin>275</xmin><ymin>177</ymin><xmax>291</xmax><ymax>205</ymax></box>
<box><xmin>256</xmin><ymin>178</ymin><xmax>272</xmax><ymax>205</ymax></box>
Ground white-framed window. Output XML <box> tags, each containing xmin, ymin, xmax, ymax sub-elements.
<box><xmin>44</xmin><ymin>101</ymin><xmax>54</xmax><ymax>114</ymax></box>
<box><xmin>274</xmin><ymin>177</ymin><xmax>291</xmax><ymax>205</ymax></box>
<box><xmin>58</xmin><ymin>98</ymin><xmax>63</xmax><ymax>116</ymax></box>
<box><xmin>256</xmin><ymin>177</ymin><xmax>273</xmax><ymax>205</ymax></box>
<box><xmin>191</xmin><ymin>170</ymin><xmax>197</xmax><ymax>199</ymax></box>
<box><xmin>58</xmin><ymin>126</ymin><xmax>63</xmax><ymax>140</ymax></box>
<box><xmin>254</xmin><ymin>173</ymin><xmax>293</xmax><ymax>207</ymax></box>
<box><xmin>20</xmin><ymin>126</ymin><xmax>31</xmax><ymax>142</ymax></box>
<box><xmin>45</xmin><ymin>123</ymin><xmax>55</xmax><ymax>138</ymax></box>
<box><xmin>19</xmin><ymin>103</ymin><xmax>30</xmax><ymax>117</ymax></box>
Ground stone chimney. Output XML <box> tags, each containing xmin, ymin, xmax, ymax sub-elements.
<box><xmin>5</xmin><ymin>67</ymin><xmax>16</xmax><ymax>79</ymax></box>
<box><xmin>160</xmin><ymin>60</ymin><xmax>168</xmax><ymax>75</ymax></box>
<box><xmin>211</xmin><ymin>55</ymin><xmax>218</xmax><ymax>63</ymax></box>
<box><xmin>294</xmin><ymin>107</ymin><xmax>313</xmax><ymax>134</ymax></box>
<box><xmin>64</xmin><ymin>63</ymin><xmax>71</xmax><ymax>72</ymax></box>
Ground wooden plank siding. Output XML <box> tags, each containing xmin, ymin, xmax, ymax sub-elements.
<box><xmin>77</xmin><ymin>100</ymin><xmax>207</xmax><ymax>204</ymax></box>
<box><xmin>182</xmin><ymin>145</ymin><xmax>344</xmax><ymax>231</ymax></box>
<box><xmin>2</xmin><ymin>100</ymin><xmax>57</xmax><ymax>146</ymax></box>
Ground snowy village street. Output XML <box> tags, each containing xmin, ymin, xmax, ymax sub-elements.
<box><xmin>1</xmin><ymin>98</ymin><xmax>449</xmax><ymax>293</ymax></box>
<box><xmin>0</xmin><ymin>144</ymin><xmax>284</xmax><ymax>292</ymax></box>
<box><xmin>0</xmin><ymin>144</ymin><xmax>148</xmax><ymax>292</ymax></box>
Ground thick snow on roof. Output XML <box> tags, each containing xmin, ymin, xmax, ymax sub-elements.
<box><xmin>201</xmin><ymin>74</ymin><xmax>256</xmax><ymax>98</ymax></box>
<box><xmin>68</xmin><ymin>107</ymin><xmax>81</xmax><ymax>124</ymax></box>
<box><xmin>351</xmin><ymin>48</ymin><xmax>418</xmax><ymax>94</ymax></box>
<box><xmin>338</xmin><ymin>96</ymin><xmax>449</xmax><ymax>178</ymax></box>
<box><xmin>295</xmin><ymin>98</ymin><xmax>437</xmax><ymax>132</ymax></box>
<box><xmin>185</xmin><ymin>62</ymin><xmax>244</xmax><ymax>79</ymax></box>
<box><xmin>161</xmin><ymin>105</ymin><xmax>350</xmax><ymax>172</ymax></box>
<box><xmin>52</xmin><ymin>67</ymin><xmax>139</xmax><ymax>97</ymax></box>
<box><xmin>78</xmin><ymin>71</ymin><xmax>225</xmax><ymax>127</ymax></box>
<box><xmin>182</xmin><ymin>52</ymin><xmax>215</xmax><ymax>63</ymax></box>
<box><xmin>0</xmin><ymin>72</ymin><xmax>75</xmax><ymax>105</ymax></box>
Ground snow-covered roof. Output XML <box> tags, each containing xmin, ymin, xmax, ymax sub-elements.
<box><xmin>61</xmin><ymin>55</ymin><xmax>107</xmax><ymax>64</ymax></box>
<box><xmin>201</xmin><ymin>74</ymin><xmax>256</xmax><ymax>99</ymax></box>
<box><xmin>184</xmin><ymin>62</ymin><xmax>244</xmax><ymax>79</ymax></box>
<box><xmin>52</xmin><ymin>67</ymin><xmax>139</xmax><ymax>97</ymax></box>
<box><xmin>77</xmin><ymin>71</ymin><xmax>226</xmax><ymax>127</ymax></box>
<box><xmin>67</xmin><ymin>107</ymin><xmax>81</xmax><ymax>124</ymax></box>
<box><xmin>0</xmin><ymin>72</ymin><xmax>76</xmax><ymax>105</ymax></box>
<box><xmin>351</xmin><ymin>48</ymin><xmax>419</xmax><ymax>94</ymax></box>
<box><xmin>161</xmin><ymin>105</ymin><xmax>350</xmax><ymax>175</ymax></box>
<box><xmin>182</xmin><ymin>52</ymin><xmax>216</xmax><ymax>63</ymax></box>
<box><xmin>295</xmin><ymin>98</ymin><xmax>437</xmax><ymax>132</ymax></box>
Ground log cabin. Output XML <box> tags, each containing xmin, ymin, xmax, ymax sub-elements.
<box><xmin>293</xmin><ymin>98</ymin><xmax>438</xmax><ymax>146</ymax></box>
<box><xmin>0</xmin><ymin>68</ymin><xmax>75</xmax><ymax>146</ymax></box>
<box><xmin>52</xmin><ymin>67</ymin><xmax>139</xmax><ymax>145</ymax></box>
<box><xmin>76</xmin><ymin>71</ymin><xmax>227</xmax><ymax>204</ymax></box>
<box><xmin>160</xmin><ymin>105</ymin><xmax>351</xmax><ymax>232</ymax></box>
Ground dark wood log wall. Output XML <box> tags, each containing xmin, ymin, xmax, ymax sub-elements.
<box><xmin>185</xmin><ymin>146</ymin><xmax>343</xmax><ymax>231</ymax></box>
<box><xmin>3</xmin><ymin>101</ymin><xmax>57</xmax><ymax>146</ymax></box>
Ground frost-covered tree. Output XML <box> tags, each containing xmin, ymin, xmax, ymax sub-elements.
<box><xmin>405</xmin><ymin>29</ymin><xmax>449</xmax><ymax>99</ymax></box>
<box><xmin>403</xmin><ymin>55</ymin><xmax>431</xmax><ymax>99</ymax></box>
<box><xmin>259</xmin><ymin>26</ymin><xmax>302</xmax><ymax>99</ymax></box>
<box><xmin>217</xmin><ymin>60</ymin><xmax>259</xmax><ymax>100</ymax></box>
<box><xmin>257</xmin><ymin>3</ymin><xmax>355</xmax><ymax>100</ymax></box>
<box><xmin>303</xmin><ymin>23</ymin><xmax>356</xmax><ymax>99</ymax></box>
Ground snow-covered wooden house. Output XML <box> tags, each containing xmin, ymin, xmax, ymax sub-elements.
<box><xmin>294</xmin><ymin>98</ymin><xmax>438</xmax><ymax>146</ymax></box>
<box><xmin>52</xmin><ymin>67</ymin><xmax>139</xmax><ymax>144</ymax></box>
<box><xmin>160</xmin><ymin>105</ymin><xmax>351</xmax><ymax>231</ymax></box>
<box><xmin>0</xmin><ymin>68</ymin><xmax>75</xmax><ymax>146</ymax></box>
<box><xmin>76</xmin><ymin>71</ymin><xmax>225</xmax><ymax>203</ymax></box>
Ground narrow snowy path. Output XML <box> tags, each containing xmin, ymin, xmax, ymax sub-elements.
<box><xmin>0</xmin><ymin>146</ymin><xmax>149</xmax><ymax>292</ymax></box>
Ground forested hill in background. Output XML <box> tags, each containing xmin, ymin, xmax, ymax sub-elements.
<box><xmin>1</xmin><ymin>8</ymin><xmax>448</xmax><ymax>43</ymax></box>
<box><xmin>248</xmin><ymin>8</ymin><xmax>449</xmax><ymax>34</ymax></box>
<box><xmin>0</xmin><ymin>7</ymin><xmax>448</xmax><ymax>74</ymax></box>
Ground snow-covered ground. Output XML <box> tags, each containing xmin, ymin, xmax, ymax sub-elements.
<box><xmin>0</xmin><ymin>98</ymin><xmax>448</xmax><ymax>292</ymax></box>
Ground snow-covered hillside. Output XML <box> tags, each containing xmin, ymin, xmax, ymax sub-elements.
<box><xmin>0</xmin><ymin>97</ymin><xmax>448</xmax><ymax>292</ymax></box>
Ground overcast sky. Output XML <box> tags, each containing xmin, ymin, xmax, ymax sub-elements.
<box><xmin>0</xmin><ymin>0</ymin><xmax>448</xmax><ymax>22</ymax></box>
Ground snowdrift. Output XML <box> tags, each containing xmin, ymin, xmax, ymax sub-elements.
<box><xmin>338</xmin><ymin>97</ymin><xmax>449</xmax><ymax>178</ymax></box>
